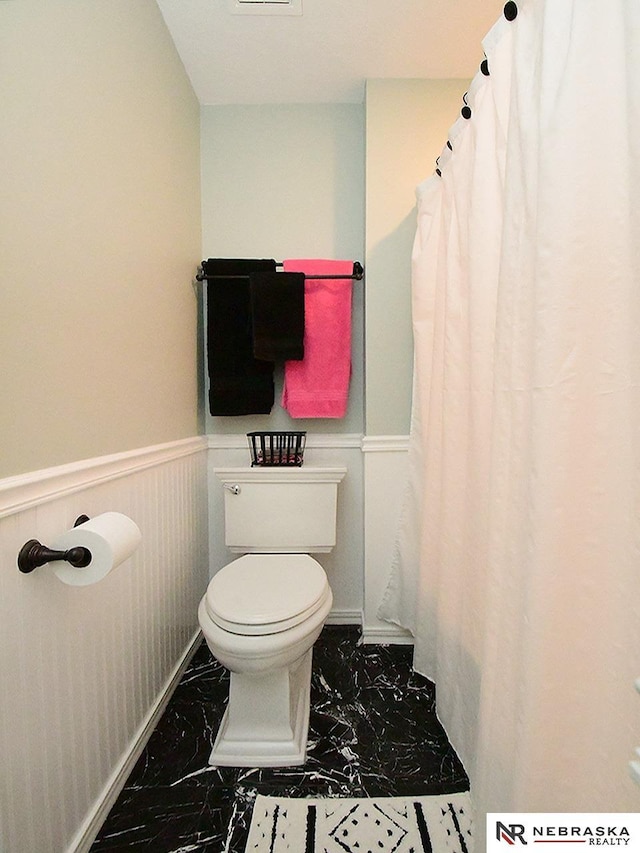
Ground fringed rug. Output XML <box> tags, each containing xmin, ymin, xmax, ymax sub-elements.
<box><xmin>245</xmin><ymin>792</ymin><xmax>472</xmax><ymax>853</ymax></box>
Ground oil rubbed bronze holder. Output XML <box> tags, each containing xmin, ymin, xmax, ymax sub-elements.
<box><xmin>17</xmin><ymin>515</ymin><xmax>91</xmax><ymax>574</ymax></box>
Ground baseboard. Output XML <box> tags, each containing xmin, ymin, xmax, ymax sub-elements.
<box><xmin>326</xmin><ymin>608</ymin><xmax>362</xmax><ymax>626</ymax></box>
<box><xmin>360</xmin><ymin>624</ymin><xmax>414</xmax><ymax>645</ymax></box>
<box><xmin>67</xmin><ymin>629</ymin><xmax>203</xmax><ymax>853</ymax></box>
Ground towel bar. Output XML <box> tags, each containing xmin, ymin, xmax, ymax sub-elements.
<box><xmin>196</xmin><ymin>261</ymin><xmax>363</xmax><ymax>282</ymax></box>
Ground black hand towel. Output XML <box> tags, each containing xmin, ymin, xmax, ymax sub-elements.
<box><xmin>203</xmin><ymin>258</ymin><xmax>276</xmax><ymax>416</ymax></box>
<box><xmin>249</xmin><ymin>271</ymin><xmax>305</xmax><ymax>362</ymax></box>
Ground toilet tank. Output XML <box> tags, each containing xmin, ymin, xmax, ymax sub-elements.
<box><xmin>215</xmin><ymin>467</ymin><xmax>347</xmax><ymax>554</ymax></box>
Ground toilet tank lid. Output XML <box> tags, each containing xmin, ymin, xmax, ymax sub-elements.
<box><xmin>206</xmin><ymin>553</ymin><xmax>329</xmax><ymax>627</ymax></box>
<box><xmin>214</xmin><ymin>466</ymin><xmax>346</xmax><ymax>484</ymax></box>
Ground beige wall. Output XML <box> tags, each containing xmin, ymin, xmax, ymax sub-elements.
<box><xmin>0</xmin><ymin>0</ymin><xmax>201</xmax><ymax>479</ymax></box>
<box><xmin>365</xmin><ymin>79</ymin><xmax>467</xmax><ymax>435</ymax></box>
<box><xmin>201</xmin><ymin>103</ymin><xmax>365</xmax><ymax>436</ymax></box>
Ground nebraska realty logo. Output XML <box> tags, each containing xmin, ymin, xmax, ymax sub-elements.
<box><xmin>487</xmin><ymin>815</ymin><xmax>640</xmax><ymax>850</ymax></box>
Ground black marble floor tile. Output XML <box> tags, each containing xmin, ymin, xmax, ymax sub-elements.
<box><xmin>90</xmin><ymin>626</ymin><xmax>468</xmax><ymax>852</ymax></box>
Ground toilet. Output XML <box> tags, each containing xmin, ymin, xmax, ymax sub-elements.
<box><xmin>198</xmin><ymin>465</ymin><xmax>346</xmax><ymax>767</ymax></box>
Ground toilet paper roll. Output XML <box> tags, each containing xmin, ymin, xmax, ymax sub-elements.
<box><xmin>50</xmin><ymin>512</ymin><xmax>141</xmax><ymax>586</ymax></box>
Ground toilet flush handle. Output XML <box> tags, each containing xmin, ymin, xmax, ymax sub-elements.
<box><xmin>223</xmin><ymin>483</ymin><xmax>241</xmax><ymax>495</ymax></box>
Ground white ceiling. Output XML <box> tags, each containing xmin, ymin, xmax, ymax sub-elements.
<box><xmin>155</xmin><ymin>0</ymin><xmax>502</xmax><ymax>105</ymax></box>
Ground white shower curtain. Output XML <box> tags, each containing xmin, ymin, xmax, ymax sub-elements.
<box><xmin>380</xmin><ymin>0</ymin><xmax>640</xmax><ymax>830</ymax></box>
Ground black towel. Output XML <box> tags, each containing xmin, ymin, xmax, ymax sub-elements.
<box><xmin>249</xmin><ymin>271</ymin><xmax>305</xmax><ymax>362</ymax></box>
<box><xmin>204</xmin><ymin>258</ymin><xmax>276</xmax><ymax>416</ymax></box>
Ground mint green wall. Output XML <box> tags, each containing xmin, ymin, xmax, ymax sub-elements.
<box><xmin>201</xmin><ymin>103</ymin><xmax>365</xmax><ymax>436</ymax></box>
<box><xmin>199</xmin><ymin>85</ymin><xmax>467</xmax><ymax>440</ymax></box>
<box><xmin>364</xmin><ymin>79</ymin><xmax>468</xmax><ymax>436</ymax></box>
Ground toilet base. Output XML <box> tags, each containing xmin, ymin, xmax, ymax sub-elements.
<box><xmin>208</xmin><ymin>648</ymin><xmax>312</xmax><ymax>767</ymax></box>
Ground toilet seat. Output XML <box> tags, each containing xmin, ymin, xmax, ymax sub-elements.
<box><xmin>205</xmin><ymin>553</ymin><xmax>330</xmax><ymax>636</ymax></box>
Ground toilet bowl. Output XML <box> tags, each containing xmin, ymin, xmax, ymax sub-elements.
<box><xmin>198</xmin><ymin>553</ymin><xmax>333</xmax><ymax>766</ymax></box>
<box><xmin>198</xmin><ymin>466</ymin><xmax>346</xmax><ymax>767</ymax></box>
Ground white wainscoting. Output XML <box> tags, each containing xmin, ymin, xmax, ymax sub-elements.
<box><xmin>362</xmin><ymin>436</ymin><xmax>413</xmax><ymax>644</ymax></box>
<box><xmin>0</xmin><ymin>437</ymin><xmax>209</xmax><ymax>853</ymax></box>
<box><xmin>207</xmin><ymin>434</ymin><xmax>364</xmax><ymax>625</ymax></box>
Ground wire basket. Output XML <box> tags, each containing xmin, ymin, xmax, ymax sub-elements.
<box><xmin>247</xmin><ymin>431</ymin><xmax>306</xmax><ymax>467</ymax></box>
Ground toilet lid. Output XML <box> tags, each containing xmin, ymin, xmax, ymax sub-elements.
<box><xmin>205</xmin><ymin>553</ymin><xmax>329</xmax><ymax>635</ymax></box>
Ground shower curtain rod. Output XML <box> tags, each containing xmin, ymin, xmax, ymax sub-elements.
<box><xmin>196</xmin><ymin>261</ymin><xmax>364</xmax><ymax>282</ymax></box>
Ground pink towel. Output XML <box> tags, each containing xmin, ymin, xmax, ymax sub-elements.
<box><xmin>281</xmin><ymin>259</ymin><xmax>354</xmax><ymax>418</ymax></box>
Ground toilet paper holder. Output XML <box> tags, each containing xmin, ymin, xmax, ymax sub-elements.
<box><xmin>18</xmin><ymin>515</ymin><xmax>92</xmax><ymax>574</ymax></box>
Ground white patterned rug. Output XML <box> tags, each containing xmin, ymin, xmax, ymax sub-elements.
<box><xmin>245</xmin><ymin>792</ymin><xmax>472</xmax><ymax>853</ymax></box>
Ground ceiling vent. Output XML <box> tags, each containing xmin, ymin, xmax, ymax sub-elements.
<box><xmin>229</xmin><ymin>0</ymin><xmax>302</xmax><ymax>15</ymax></box>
